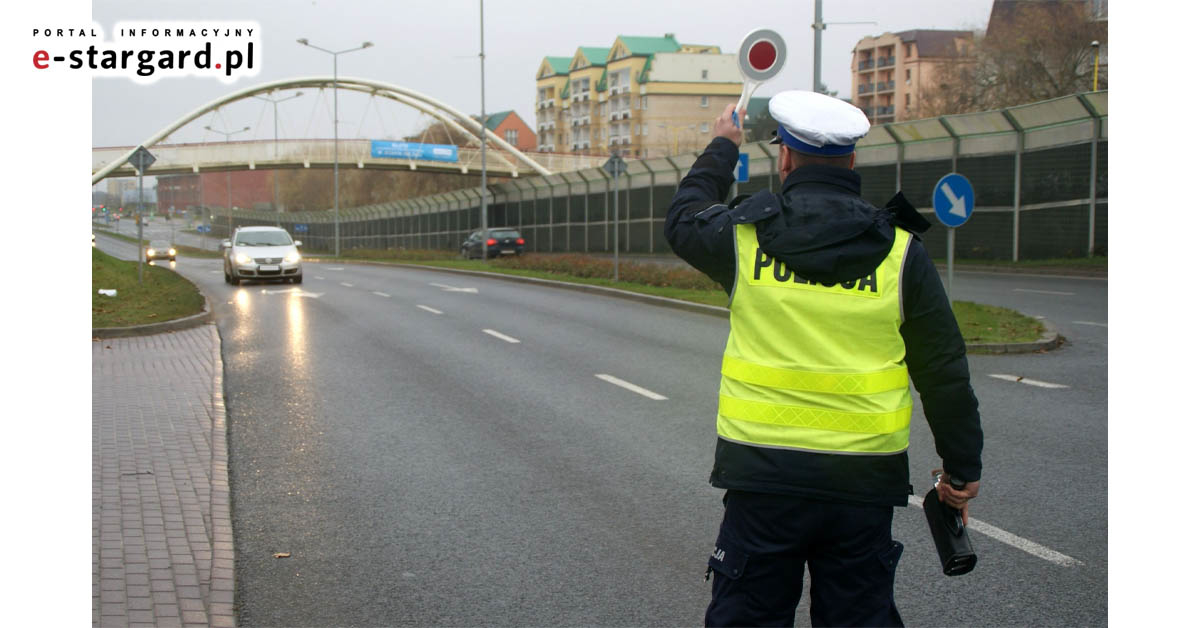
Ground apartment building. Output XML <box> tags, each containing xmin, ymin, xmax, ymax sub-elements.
<box><xmin>535</xmin><ymin>56</ymin><xmax>571</xmax><ymax>152</ymax></box>
<box><xmin>851</xmin><ymin>29</ymin><xmax>974</xmax><ymax>124</ymax></box>
<box><xmin>474</xmin><ymin>110</ymin><xmax>536</xmax><ymax>152</ymax></box>
<box><xmin>536</xmin><ymin>34</ymin><xmax>741</xmax><ymax>158</ymax></box>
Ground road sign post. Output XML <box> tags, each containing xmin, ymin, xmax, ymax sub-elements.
<box><xmin>932</xmin><ymin>173</ymin><xmax>975</xmax><ymax>301</ymax></box>
<box><xmin>603</xmin><ymin>153</ymin><xmax>627</xmax><ymax>281</ymax></box>
<box><xmin>130</xmin><ymin>146</ymin><xmax>157</xmax><ymax>284</ymax></box>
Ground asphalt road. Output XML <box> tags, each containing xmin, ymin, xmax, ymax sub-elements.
<box><xmin>95</xmin><ymin>233</ymin><xmax>1108</xmax><ymax>626</ymax></box>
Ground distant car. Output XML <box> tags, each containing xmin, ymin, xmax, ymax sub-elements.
<box><xmin>461</xmin><ymin>228</ymin><xmax>525</xmax><ymax>259</ymax></box>
<box><xmin>145</xmin><ymin>240</ymin><xmax>176</xmax><ymax>262</ymax></box>
<box><xmin>223</xmin><ymin>226</ymin><xmax>303</xmax><ymax>285</ymax></box>
<box><xmin>92</xmin><ymin>233</ymin><xmax>96</xmax><ymax>247</ymax></box>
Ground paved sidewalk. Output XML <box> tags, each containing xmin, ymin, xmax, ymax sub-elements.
<box><xmin>92</xmin><ymin>324</ymin><xmax>235</xmax><ymax>627</ymax></box>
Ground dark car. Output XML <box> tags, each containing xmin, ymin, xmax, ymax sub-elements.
<box><xmin>461</xmin><ymin>228</ymin><xmax>525</xmax><ymax>259</ymax></box>
<box><xmin>145</xmin><ymin>240</ymin><xmax>176</xmax><ymax>262</ymax></box>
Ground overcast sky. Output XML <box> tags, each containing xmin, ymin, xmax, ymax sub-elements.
<box><xmin>91</xmin><ymin>0</ymin><xmax>995</xmax><ymax>148</ymax></box>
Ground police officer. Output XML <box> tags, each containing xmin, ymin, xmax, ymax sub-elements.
<box><xmin>665</xmin><ymin>91</ymin><xmax>983</xmax><ymax>627</ymax></box>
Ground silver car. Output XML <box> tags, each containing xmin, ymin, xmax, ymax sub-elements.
<box><xmin>223</xmin><ymin>226</ymin><xmax>303</xmax><ymax>285</ymax></box>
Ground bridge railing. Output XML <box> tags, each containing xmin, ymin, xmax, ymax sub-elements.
<box><xmin>93</xmin><ymin>139</ymin><xmax>560</xmax><ymax>177</ymax></box>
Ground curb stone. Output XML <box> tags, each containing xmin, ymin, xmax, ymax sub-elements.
<box><xmin>92</xmin><ymin>295</ymin><xmax>214</xmax><ymax>339</ymax></box>
<box><xmin>350</xmin><ymin>261</ymin><xmax>1063</xmax><ymax>354</ymax></box>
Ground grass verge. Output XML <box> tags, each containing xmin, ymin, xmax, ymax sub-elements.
<box><xmin>92</xmin><ymin>248</ymin><xmax>206</xmax><ymax>328</ymax></box>
<box><xmin>953</xmin><ymin>301</ymin><xmax>1045</xmax><ymax>344</ymax></box>
<box><xmin>337</xmin><ymin>249</ymin><xmax>1044</xmax><ymax>343</ymax></box>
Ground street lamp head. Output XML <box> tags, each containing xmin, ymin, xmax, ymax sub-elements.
<box><xmin>362</xmin><ymin>42</ymin><xmax>374</xmax><ymax>49</ymax></box>
<box><xmin>1091</xmin><ymin>40</ymin><xmax>1100</xmax><ymax>48</ymax></box>
<box><xmin>297</xmin><ymin>38</ymin><xmax>309</xmax><ymax>46</ymax></box>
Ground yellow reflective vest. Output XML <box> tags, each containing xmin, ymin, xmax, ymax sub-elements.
<box><xmin>717</xmin><ymin>223</ymin><xmax>914</xmax><ymax>455</ymax></box>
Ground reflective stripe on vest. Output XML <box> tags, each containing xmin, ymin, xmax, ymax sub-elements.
<box><xmin>717</xmin><ymin>223</ymin><xmax>914</xmax><ymax>455</ymax></box>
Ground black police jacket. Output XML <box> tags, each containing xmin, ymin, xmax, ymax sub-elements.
<box><xmin>665</xmin><ymin>137</ymin><xmax>983</xmax><ymax>506</ymax></box>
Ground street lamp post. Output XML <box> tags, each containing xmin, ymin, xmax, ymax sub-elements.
<box><xmin>254</xmin><ymin>92</ymin><xmax>304</xmax><ymax>221</ymax></box>
<box><xmin>205</xmin><ymin>124</ymin><xmax>250</xmax><ymax>237</ymax></box>
<box><xmin>297</xmin><ymin>38</ymin><xmax>373</xmax><ymax>257</ymax></box>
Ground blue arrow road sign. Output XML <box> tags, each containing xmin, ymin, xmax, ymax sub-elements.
<box><xmin>932</xmin><ymin>173</ymin><xmax>975</xmax><ymax>228</ymax></box>
<box><xmin>736</xmin><ymin>153</ymin><xmax>750</xmax><ymax>183</ymax></box>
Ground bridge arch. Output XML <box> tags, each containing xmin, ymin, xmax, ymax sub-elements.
<box><xmin>91</xmin><ymin>76</ymin><xmax>551</xmax><ymax>183</ymax></box>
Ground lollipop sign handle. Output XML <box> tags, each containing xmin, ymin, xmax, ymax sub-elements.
<box><xmin>733</xmin><ymin>82</ymin><xmax>757</xmax><ymax>129</ymax></box>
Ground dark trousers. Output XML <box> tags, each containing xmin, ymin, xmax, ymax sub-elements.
<box><xmin>705</xmin><ymin>490</ymin><xmax>904</xmax><ymax>627</ymax></box>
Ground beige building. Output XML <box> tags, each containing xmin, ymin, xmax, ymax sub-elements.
<box><xmin>536</xmin><ymin>34</ymin><xmax>741</xmax><ymax>158</ymax></box>
<box><xmin>851</xmin><ymin>30</ymin><xmax>974</xmax><ymax>124</ymax></box>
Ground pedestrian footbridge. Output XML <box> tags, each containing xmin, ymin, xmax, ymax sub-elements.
<box><xmin>92</xmin><ymin>76</ymin><xmax>609</xmax><ymax>183</ymax></box>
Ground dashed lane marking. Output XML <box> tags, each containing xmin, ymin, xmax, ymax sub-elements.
<box><xmin>988</xmin><ymin>374</ymin><xmax>1069</xmax><ymax>389</ymax></box>
<box><xmin>482</xmin><ymin>329</ymin><xmax>520</xmax><ymax>343</ymax></box>
<box><xmin>595</xmin><ymin>374</ymin><xmax>668</xmax><ymax>401</ymax></box>
<box><xmin>372</xmin><ymin>291</ymin><xmax>391</xmax><ymax>298</ymax></box>
<box><xmin>416</xmin><ymin>305</ymin><xmax>443</xmax><ymax>315</ymax></box>
<box><xmin>1013</xmin><ymin>288</ymin><xmax>1075</xmax><ymax>296</ymax></box>
<box><xmin>906</xmin><ymin>496</ymin><xmax>1084</xmax><ymax>567</ymax></box>
<box><xmin>340</xmin><ymin>282</ymin><xmax>355</xmax><ymax>288</ymax></box>
<box><xmin>1073</xmin><ymin>321</ymin><xmax>1107</xmax><ymax>327</ymax></box>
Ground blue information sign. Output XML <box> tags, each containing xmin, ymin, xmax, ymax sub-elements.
<box><xmin>294</xmin><ymin>224</ymin><xmax>309</xmax><ymax>234</ymax></box>
<box><xmin>370</xmin><ymin>141</ymin><xmax>459</xmax><ymax>163</ymax></box>
<box><xmin>932</xmin><ymin>173</ymin><xmax>975</xmax><ymax>228</ymax></box>
<box><xmin>736</xmin><ymin>153</ymin><xmax>750</xmax><ymax>183</ymax></box>
<box><xmin>197</xmin><ymin>225</ymin><xmax>211</xmax><ymax>233</ymax></box>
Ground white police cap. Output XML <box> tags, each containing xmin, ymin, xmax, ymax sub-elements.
<box><xmin>768</xmin><ymin>90</ymin><xmax>870</xmax><ymax>157</ymax></box>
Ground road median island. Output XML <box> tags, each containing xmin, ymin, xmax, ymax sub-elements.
<box><xmin>92</xmin><ymin>247</ymin><xmax>211</xmax><ymax>337</ymax></box>
<box><xmin>335</xmin><ymin>249</ymin><xmax>1056</xmax><ymax>352</ymax></box>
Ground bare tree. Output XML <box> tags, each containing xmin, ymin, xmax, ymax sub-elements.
<box><xmin>921</xmin><ymin>1</ymin><xmax>1107</xmax><ymax>117</ymax></box>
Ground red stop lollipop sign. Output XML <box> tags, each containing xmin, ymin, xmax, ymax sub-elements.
<box><xmin>734</xmin><ymin>29</ymin><xmax>787</xmax><ymax>127</ymax></box>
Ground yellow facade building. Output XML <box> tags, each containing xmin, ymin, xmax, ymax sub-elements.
<box><xmin>536</xmin><ymin>34</ymin><xmax>741</xmax><ymax>158</ymax></box>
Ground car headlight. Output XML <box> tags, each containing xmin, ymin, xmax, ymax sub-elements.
<box><xmin>235</xmin><ymin>253</ymin><xmax>253</xmax><ymax>265</ymax></box>
<box><xmin>146</xmin><ymin>248</ymin><xmax>156</xmax><ymax>256</ymax></box>
<box><xmin>168</xmin><ymin>248</ymin><xmax>176</xmax><ymax>256</ymax></box>
<box><xmin>284</xmin><ymin>252</ymin><xmax>300</xmax><ymax>264</ymax></box>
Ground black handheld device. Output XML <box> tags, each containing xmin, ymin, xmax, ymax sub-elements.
<box><xmin>922</xmin><ymin>474</ymin><xmax>978</xmax><ymax>576</ymax></box>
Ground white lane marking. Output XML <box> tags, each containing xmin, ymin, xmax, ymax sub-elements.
<box><xmin>1073</xmin><ymin>321</ymin><xmax>1107</xmax><ymax>327</ymax></box>
<box><xmin>315</xmin><ymin>276</ymin><xmax>325</xmax><ymax>280</ymax></box>
<box><xmin>1014</xmin><ymin>288</ymin><xmax>1075</xmax><ymax>296</ymax></box>
<box><xmin>416</xmin><ymin>305</ymin><xmax>443</xmax><ymax>315</ymax></box>
<box><xmin>482</xmin><ymin>329</ymin><xmax>521</xmax><ymax>344</ymax></box>
<box><xmin>210</xmin><ymin>270</ymin><xmax>221</xmax><ymax>274</ymax></box>
<box><xmin>907</xmin><ymin>496</ymin><xmax>1083</xmax><ymax>567</ymax></box>
<box><xmin>595</xmin><ymin>374</ymin><xmax>668</xmax><ymax>401</ymax></box>
<box><xmin>430</xmin><ymin>282</ymin><xmax>479</xmax><ymax>293</ymax></box>
<box><xmin>340</xmin><ymin>282</ymin><xmax>355</xmax><ymax>287</ymax></box>
<box><xmin>372</xmin><ymin>291</ymin><xmax>391</xmax><ymax>298</ymax></box>
<box><xmin>326</xmin><ymin>267</ymin><xmax>344</xmax><ymax>271</ymax></box>
<box><xmin>988</xmin><ymin>374</ymin><xmax>1069</xmax><ymax>389</ymax></box>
